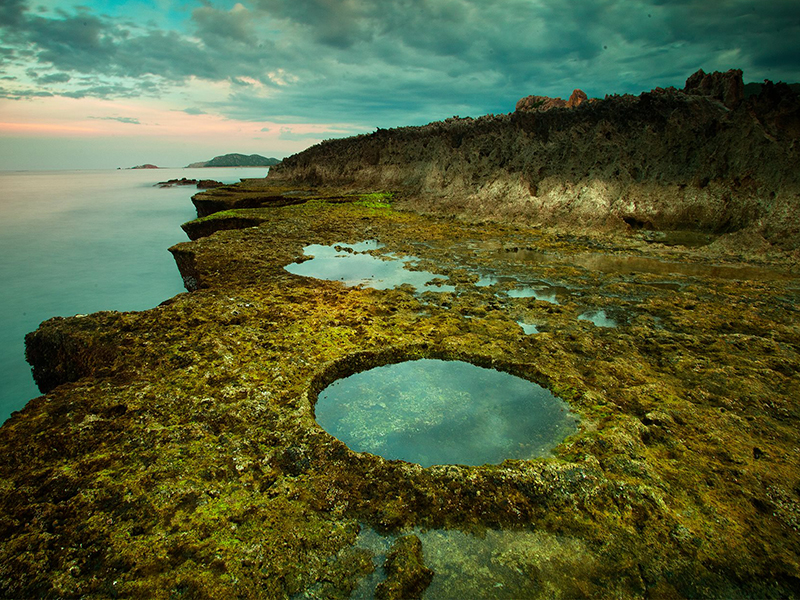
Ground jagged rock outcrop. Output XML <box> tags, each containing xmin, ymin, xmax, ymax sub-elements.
<box><xmin>684</xmin><ymin>68</ymin><xmax>744</xmax><ymax>109</ymax></box>
<box><xmin>515</xmin><ymin>88</ymin><xmax>588</xmax><ymax>112</ymax></box>
<box><xmin>268</xmin><ymin>70</ymin><xmax>800</xmax><ymax>249</ymax></box>
<box><xmin>566</xmin><ymin>88</ymin><xmax>588</xmax><ymax>108</ymax></box>
<box><xmin>515</xmin><ymin>94</ymin><xmax>566</xmax><ymax>112</ymax></box>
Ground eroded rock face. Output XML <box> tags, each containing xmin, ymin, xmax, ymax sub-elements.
<box><xmin>566</xmin><ymin>88</ymin><xmax>588</xmax><ymax>108</ymax></box>
<box><xmin>268</xmin><ymin>70</ymin><xmax>800</xmax><ymax>250</ymax></box>
<box><xmin>515</xmin><ymin>94</ymin><xmax>567</xmax><ymax>112</ymax></box>
<box><xmin>514</xmin><ymin>89</ymin><xmax>588</xmax><ymax>112</ymax></box>
<box><xmin>684</xmin><ymin>68</ymin><xmax>744</xmax><ymax>109</ymax></box>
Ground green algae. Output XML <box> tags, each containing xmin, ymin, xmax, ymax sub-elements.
<box><xmin>3</xmin><ymin>182</ymin><xmax>800</xmax><ymax>598</ymax></box>
<box><xmin>353</xmin><ymin>192</ymin><xmax>394</xmax><ymax>210</ymax></box>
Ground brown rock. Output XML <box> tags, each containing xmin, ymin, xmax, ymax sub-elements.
<box><xmin>684</xmin><ymin>68</ymin><xmax>744</xmax><ymax>109</ymax></box>
<box><xmin>196</xmin><ymin>179</ymin><xmax>225</xmax><ymax>189</ymax></box>
<box><xmin>567</xmin><ymin>89</ymin><xmax>588</xmax><ymax>108</ymax></box>
<box><xmin>375</xmin><ymin>535</ymin><xmax>433</xmax><ymax>600</ymax></box>
<box><xmin>515</xmin><ymin>95</ymin><xmax>567</xmax><ymax>112</ymax></box>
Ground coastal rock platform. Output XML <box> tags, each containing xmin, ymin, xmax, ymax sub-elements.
<box><xmin>3</xmin><ymin>180</ymin><xmax>799</xmax><ymax>598</ymax></box>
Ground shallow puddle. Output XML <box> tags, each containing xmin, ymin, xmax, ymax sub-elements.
<box><xmin>506</xmin><ymin>286</ymin><xmax>560</xmax><ymax>304</ymax></box>
<box><xmin>517</xmin><ymin>321</ymin><xmax>540</xmax><ymax>334</ymax></box>
<box><xmin>314</xmin><ymin>359</ymin><xmax>578</xmax><ymax>467</ymax></box>
<box><xmin>350</xmin><ymin>525</ymin><xmax>595</xmax><ymax>599</ymax></box>
<box><xmin>641</xmin><ymin>230</ymin><xmax>716</xmax><ymax>247</ymax></box>
<box><xmin>578</xmin><ymin>310</ymin><xmax>617</xmax><ymax>328</ymax></box>
<box><xmin>285</xmin><ymin>242</ymin><xmax>455</xmax><ymax>292</ymax></box>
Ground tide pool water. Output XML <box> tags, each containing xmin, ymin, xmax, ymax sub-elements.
<box><xmin>314</xmin><ymin>359</ymin><xmax>579</xmax><ymax>467</ymax></box>
<box><xmin>285</xmin><ymin>242</ymin><xmax>456</xmax><ymax>292</ymax></box>
<box><xmin>578</xmin><ymin>309</ymin><xmax>618</xmax><ymax>328</ymax></box>
<box><xmin>0</xmin><ymin>167</ymin><xmax>267</xmax><ymax>423</ymax></box>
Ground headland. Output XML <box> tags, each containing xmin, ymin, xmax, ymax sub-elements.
<box><xmin>1</xmin><ymin>70</ymin><xmax>799</xmax><ymax>598</ymax></box>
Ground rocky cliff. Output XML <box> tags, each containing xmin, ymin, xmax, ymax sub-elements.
<box><xmin>268</xmin><ymin>70</ymin><xmax>800</xmax><ymax>249</ymax></box>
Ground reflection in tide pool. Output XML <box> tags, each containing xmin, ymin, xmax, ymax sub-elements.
<box><xmin>517</xmin><ymin>321</ymin><xmax>540</xmax><ymax>334</ymax></box>
<box><xmin>314</xmin><ymin>359</ymin><xmax>578</xmax><ymax>467</ymax></box>
<box><xmin>507</xmin><ymin>286</ymin><xmax>560</xmax><ymax>304</ymax></box>
<box><xmin>285</xmin><ymin>242</ymin><xmax>455</xmax><ymax>292</ymax></box>
<box><xmin>578</xmin><ymin>310</ymin><xmax>617</xmax><ymax>328</ymax></box>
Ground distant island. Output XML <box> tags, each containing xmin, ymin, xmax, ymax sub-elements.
<box><xmin>131</xmin><ymin>164</ymin><xmax>160</xmax><ymax>169</ymax></box>
<box><xmin>186</xmin><ymin>153</ymin><xmax>280</xmax><ymax>168</ymax></box>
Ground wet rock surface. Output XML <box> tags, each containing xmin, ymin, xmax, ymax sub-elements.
<box><xmin>3</xmin><ymin>182</ymin><xmax>800</xmax><ymax>598</ymax></box>
<box><xmin>375</xmin><ymin>535</ymin><xmax>433</xmax><ymax>600</ymax></box>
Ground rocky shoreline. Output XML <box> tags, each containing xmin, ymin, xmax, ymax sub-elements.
<box><xmin>2</xmin><ymin>71</ymin><xmax>800</xmax><ymax>598</ymax></box>
<box><xmin>269</xmin><ymin>70</ymin><xmax>800</xmax><ymax>252</ymax></box>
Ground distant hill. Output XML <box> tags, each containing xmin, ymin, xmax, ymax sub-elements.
<box><xmin>186</xmin><ymin>153</ymin><xmax>280</xmax><ymax>168</ymax></box>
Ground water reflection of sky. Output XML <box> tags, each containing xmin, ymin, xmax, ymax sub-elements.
<box><xmin>507</xmin><ymin>286</ymin><xmax>560</xmax><ymax>304</ymax></box>
<box><xmin>285</xmin><ymin>242</ymin><xmax>455</xmax><ymax>292</ymax></box>
<box><xmin>517</xmin><ymin>321</ymin><xmax>540</xmax><ymax>334</ymax></box>
<box><xmin>315</xmin><ymin>359</ymin><xmax>579</xmax><ymax>467</ymax></box>
<box><xmin>578</xmin><ymin>309</ymin><xmax>617</xmax><ymax>328</ymax></box>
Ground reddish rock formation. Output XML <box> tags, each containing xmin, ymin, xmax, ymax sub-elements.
<box><xmin>566</xmin><ymin>89</ymin><xmax>588</xmax><ymax>108</ymax></box>
<box><xmin>515</xmin><ymin>95</ymin><xmax>566</xmax><ymax>112</ymax></box>
<box><xmin>516</xmin><ymin>89</ymin><xmax>588</xmax><ymax>112</ymax></box>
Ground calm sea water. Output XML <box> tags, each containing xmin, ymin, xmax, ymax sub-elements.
<box><xmin>0</xmin><ymin>167</ymin><xmax>268</xmax><ymax>423</ymax></box>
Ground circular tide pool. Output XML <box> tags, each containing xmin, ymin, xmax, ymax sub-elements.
<box><xmin>314</xmin><ymin>359</ymin><xmax>579</xmax><ymax>467</ymax></box>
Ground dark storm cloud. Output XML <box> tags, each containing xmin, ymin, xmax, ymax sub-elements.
<box><xmin>192</xmin><ymin>3</ymin><xmax>259</xmax><ymax>45</ymax></box>
<box><xmin>0</xmin><ymin>0</ymin><xmax>27</xmax><ymax>27</ymax></box>
<box><xmin>38</xmin><ymin>72</ymin><xmax>71</xmax><ymax>83</ymax></box>
<box><xmin>0</xmin><ymin>0</ymin><xmax>798</xmax><ymax>127</ymax></box>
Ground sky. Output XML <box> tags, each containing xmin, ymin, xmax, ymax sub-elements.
<box><xmin>1</xmin><ymin>0</ymin><xmax>799</xmax><ymax>170</ymax></box>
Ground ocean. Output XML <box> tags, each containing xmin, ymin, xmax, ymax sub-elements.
<box><xmin>0</xmin><ymin>167</ymin><xmax>268</xmax><ymax>424</ymax></box>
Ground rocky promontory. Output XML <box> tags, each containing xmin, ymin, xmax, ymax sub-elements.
<box><xmin>269</xmin><ymin>69</ymin><xmax>800</xmax><ymax>250</ymax></box>
<box><xmin>2</xmin><ymin>70</ymin><xmax>799</xmax><ymax>598</ymax></box>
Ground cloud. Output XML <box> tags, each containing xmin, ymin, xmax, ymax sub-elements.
<box><xmin>192</xmin><ymin>2</ymin><xmax>259</xmax><ymax>46</ymax></box>
<box><xmin>0</xmin><ymin>0</ymin><xmax>28</xmax><ymax>28</ymax></box>
<box><xmin>0</xmin><ymin>86</ymin><xmax>53</xmax><ymax>99</ymax></box>
<box><xmin>276</xmin><ymin>126</ymin><xmax>354</xmax><ymax>141</ymax></box>
<box><xmin>179</xmin><ymin>107</ymin><xmax>207</xmax><ymax>115</ymax></box>
<box><xmin>0</xmin><ymin>0</ymin><xmax>797</xmax><ymax>133</ymax></box>
<box><xmin>89</xmin><ymin>116</ymin><xmax>141</xmax><ymax>125</ymax></box>
<box><xmin>25</xmin><ymin>70</ymin><xmax>71</xmax><ymax>83</ymax></box>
